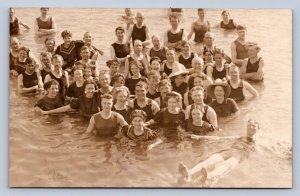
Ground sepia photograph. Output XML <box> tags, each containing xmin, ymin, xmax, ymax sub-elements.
<box><xmin>9</xmin><ymin>7</ymin><xmax>292</xmax><ymax>188</ymax></box>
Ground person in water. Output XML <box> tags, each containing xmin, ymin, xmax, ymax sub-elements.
<box><xmin>240</xmin><ymin>44</ymin><xmax>264</xmax><ymax>81</ymax></box>
<box><xmin>178</xmin><ymin>119</ymin><xmax>260</xmax><ymax>186</ymax></box>
<box><xmin>231</xmin><ymin>25</ymin><xmax>250</xmax><ymax>67</ymax></box>
<box><xmin>10</xmin><ymin>8</ymin><xmax>30</xmax><ymax>35</ymax></box>
<box><xmin>187</xmin><ymin>8</ymin><xmax>210</xmax><ymax>44</ymax></box>
<box><xmin>215</xmin><ymin>10</ymin><xmax>237</xmax><ymax>30</ymax></box>
<box><xmin>34</xmin><ymin>7</ymin><xmax>57</xmax><ymax>36</ymax></box>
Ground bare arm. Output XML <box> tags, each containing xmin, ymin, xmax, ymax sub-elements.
<box><xmin>187</xmin><ymin>23</ymin><xmax>195</xmax><ymax>41</ymax></box>
<box><xmin>19</xmin><ymin>19</ymin><xmax>30</xmax><ymax>29</ymax></box>
<box><xmin>126</xmin><ymin>25</ymin><xmax>134</xmax><ymax>43</ymax></box>
<box><xmin>86</xmin><ymin>116</ymin><xmax>96</xmax><ymax>134</ymax></box>
<box><xmin>42</xmin><ymin>105</ymin><xmax>72</xmax><ymax>115</ymax></box>
<box><xmin>207</xmin><ymin>106</ymin><xmax>218</xmax><ymax>128</ymax></box>
<box><xmin>147</xmin><ymin>138</ymin><xmax>163</xmax><ymax>151</ymax></box>
<box><xmin>243</xmin><ymin>81</ymin><xmax>259</xmax><ymax>97</ymax></box>
<box><xmin>17</xmin><ymin>74</ymin><xmax>38</xmax><ymax>94</ymax></box>
<box><xmin>142</xmin><ymin>26</ymin><xmax>151</xmax><ymax>46</ymax></box>
<box><xmin>37</xmin><ymin>17</ymin><xmax>57</xmax><ymax>34</ymax></box>
<box><xmin>206</xmin><ymin>65</ymin><xmax>213</xmax><ymax>80</ymax></box>
<box><xmin>190</xmin><ymin>134</ymin><xmax>240</xmax><ymax>140</ymax></box>
<box><xmin>124</xmin><ymin>58</ymin><xmax>130</xmax><ymax>78</ymax></box>
<box><xmin>231</xmin><ymin>42</ymin><xmax>244</xmax><ymax>67</ymax></box>
<box><xmin>151</xmin><ymin>100</ymin><xmax>160</xmax><ymax>115</ymax></box>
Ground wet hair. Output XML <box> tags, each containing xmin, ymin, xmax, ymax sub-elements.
<box><xmin>130</xmin><ymin>109</ymin><xmax>147</xmax><ymax>122</ymax></box>
<box><xmin>112</xmin><ymin>86</ymin><xmax>130</xmax><ymax>100</ymax></box>
<box><xmin>188</xmin><ymin>75</ymin><xmax>204</xmax><ymax>89</ymax></box>
<box><xmin>147</xmin><ymin>70</ymin><xmax>161</xmax><ymax>79</ymax></box>
<box><xmin>52</xmin><ymin>54</ymin><xmax>63</xmax><ymax>62</ymax></box>
<box><xmin>101</xmin><ymin>93</ymin><xmax>113</xmax><ymax>101</ymax></box>
<box><xmin>151</xmin><ymin>35</ymin><xmax>160</xmax><ymax>41</ymax></box>
<box><xmin>40</xmin><ymin>51</ymin><xmax>52</xmax><ymax>60</ymax></box>
<box><xmin>43</xmin><ymin>79</ymin><xmax>59</xmax><ymax>90</ymax></box>
<box><xmin>106</xmin><ymin>59</ymin><xmax>120</xmax><ymax>68</ymax></box>
<box><xmin>166</xmin><ymin>48</ymin><xmax>176</xmax><ymax>55</ymax></box>
<box><xmin>44</xmin><ymin>37</ymin><xmax>55</xmax><ymax>45</ymax></box>
<box><xmin>164</xmin><ymin>92</ymin><xmax>182</xmax><ymax>104</ymax></box>
<box><xmin>40</xmin><ymin>7</ymin><xmax>49</xmax><ymax>10</ymax></box>
<box><xmin>111</xmin><ymin>73</ymin><xmax>125</xmax><ymax>85</ymax></box>
<box><xmin>236</xmin><ymin>25</ymin><xmax>247</xmax><ymax>31</ymax></box>
<box><xmin>115</xmin><ymin>26</ymin><xmax>125</xmax><ymax>34</ymax></box>
<box><xmin>19</xmin><ymin>46</ymin><xmax>30</xmax><ymax>55</ymax></box>
<box><xmin>25</xmin><ymin>57</ymin><xmax>34</xmax><ymax>66</ymax></box>
<box><xmin>181</xmin><ymin>40</ymin><xmax>190</xmax><ymax>47</ymax></box>
<box><xmin>80</xmin><ymin>45</ymin><xmax>90</xmax><ymax>52</ymax></box>
<box><xmin>82</xmin><ymin>80</ymin><xmax>98</xmax><ymax>92</ymax></box>
<box><xmin>190</xmin><ymin>86</ymin><xmax>205</xmax><ymax>94</ymax></box>
<box><xmin>197</xmin><ymin>8</ymin><xmax>204</xmax><ymax>12</ymax></box>
<box><xmin>150</xmin><ymin>56</ymin><xmax>162</xmax><ymax>65</ymax></box>
<box><xmin>135</xmin><ymin>80</ymin><xmax>148</xmax><ymax>90</ymax></box>
<box><xmin>221</xmin><ymin>10</ymin><xmax>229</xmax><ymax>16</ymax></box>
<box><xmin>61</xmin><ymin>30</ymin><xmax>72</xmax><ymax>38</ymax></box>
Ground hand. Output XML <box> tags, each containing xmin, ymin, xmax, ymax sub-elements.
<box><xmin>190</xmin><ymin>135</ymin><xmax>200</xmax><ymax>140</ymax></box>
<box><xmin>10</xmin><ymin>70</ymin><xmax>18</xmax><ymax>76</ymax></box>
<box><xmin>41</xmin><ymin>111</ymin><xmax>48</xmax><ymax>115</ymax></box>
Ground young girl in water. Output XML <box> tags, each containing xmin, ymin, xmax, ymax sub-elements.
<box><xmin>121</xmin><ymin>110</ymin><xmax>162</xmax><ymax>150</ymax></box>
<box><xmin>34</xmin><ymin>79</ymin><xmax>65</xmax><ymax>112</ymax></box>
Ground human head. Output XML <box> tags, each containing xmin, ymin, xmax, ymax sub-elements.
<box><xmin>83</xmin><ymin>32</ymin><xmax>93</xmax><ymax>46</ymax></box>
<box><xmin>130</xmin><ymin>109</ymin><xmax>147</xmax><ymax>126</ymax></box>
<box><xmin>10</xmin><ymin>37</ymin><xmax>20</xmax><ymax>52</ymax></box>
<box><xmin>52</xmin><ymin>54</ymin><xmax>63</xmax><ymax>70</ymax></box>
<box><xmin>188</xmin><ymin>75</ymin><xmax>204</xmax><ymax>89</ymax></box>
<box><xmin>236</xmin><ymin>25</ymin><xmax>247</xmax><ymax>39</ymax></box>
<box><xmin>83</xmin><ymin>80</ymin><xmax>97</xmax><ymax>98</ymax></box>
<box><xmin>61</xmin><ymin>30</ymin><xmax>72</xmax><ymax>44</ymax></box>
<box><xmin>135</xmin><ymin>81</ymin><xmax>148</xmax><ymax>99</ymax></box>
<box><xmin>18</xmin><ymin>46</ymin><xmax>30</xmax><ymax>60</ymax></box>
<box><xmin>115</xmin><ymin>26</ymin><xmax>125</xmax><ymax>40</ymax></box>
<box><xmin>190</xmin><ymin>86</ymin><xmax>205</xmax><ymax>105</ymax></box>
<box><xmin>169</xmin><ymin>14</ymin><xmax>180</xmax><ymax>27</ymax></box>
<box><xmin>40</xmin><ymin>52</ymin><xmax>53</xmax><ymax>69</ymax></box>
<box><xmin>83</xmin><ymin>66</ymin><xmax>93</xmax><ymax>79</ymax></box>
<box><xmin>44</xmin><ymin>79</ymin><xmax>59</xmax><ymax>97</ymax></box>
<box><xmin>192</xmin><ymin>56</ymin><xmax>204</xmax><ymax>73</ymax></box>
<box><xmin>147</xmin><ymin>70</ymin><xmax>161</xmax><ymax>89</ymax></box>
<box><xmin>247</xmin><ymin>119</ymin><xmax>260</xmax><ymax>138</ymax></box>
<box><xmin>181</xmin><ymin>40</ymin><xmax>191</xmax><ymax>53</ymax></box>
<box><xmin>135</xmin><ymin>12</ymin><xmax>144</xmax><ymax>25</ymax></box>
<box><xmin>207</xmin><ymin>79</ymin><xmax>231</xmax><ymax>99</ymax></box>
<box><xmin>204</xmin><ymin>32</ymin><xmax>214</xmax><ymax>46</ymax></box>
<box><xmin>191</xmin><ymin>105</ymin><xmax>205</xmax><ymax>122</ymax></box>
<box><xmin>248</xmin><ymin>44</ymin><xmax>261</xmax><ymax>58</ymax></box>
<box><xmin>45</xmin><ymin>38</ymin><xmax>56</xmax><ymax>52</ymax></box>
<box><xmin>80</xmin><ymin>46</ymin><xmax>90</xmax><ymax>60</ymax></box>
<box><xmin>101</xmin><ymin>94</ymin><xmax>113</xmax><ymax>112</ymax></box>
<box><xmin>221</xmin><ymin>10</ymin><xmax>230</xmax><ymax>20</ymax></box>
<box><xmin>99</xmin><ymin>72</ymin><xmax>111</xmax><ymax>89</ymax></box>
<box><xmin>203</xmin><ymin>49</ymin><xmax>214</xmax><ymax>63</ymax></box>
<box><xmin>24</xmin><ymin>58</ymin><xmax>35</xmax><ymax>74</ymax></box>
<box><xmin>164</xmin><ymin>92</ymin><xmax>182</xmax><ymax>109</ymax></box>
<box><xmin>213</xmin><ymin>48</ymin><xmax>224</xmax><ymax>63</ymax></box>
<box><xmin>129</xmin><ymin>60</ymin><xmax>142</xmax><ymax>77</ymax></box>
<box><xmin>166</xmin><ymin>49</ymin><xmax>176</xmax><ymax>63</ymax></box>
<box><xmin>133</xmin><ymin>39</ymin><xmax>143</xmax><ymax>54</ymax></box>
<box><xmin>159</xmin><ymin>78</ymin><xmax>172</xmax><ymax>97</ymax></box>
<box><xmin>149</xmin><ymin>57</ymin><xmax>161</xmax><ymax>72</ymax></box>
<box><xmin>151</xmin><ymin>35</ymin><xmax>161</xmax><ymax>48</ymax></box>
<box><xmin>10</xmin><ymin>8</ymin><xmax>15</xmax><ymax>17</ymax></box>
<box><xmin>73</xmin><ymin>69</ymin><xmax>84</xmax><ymax>81</ymax></box>
<box><xmin>40</xmin><ymin>7</ymin><xmax>49</xmax><ymax>16</ymax></box>
<box><xmin>228</xmin><ymin>64</ymin><xmax>240</xmax><ymax>81</ymax></box>
<box><xmin>111</xmin><ymin>73</ymin><xmax>125</xmax><ymax>87</ymax></box>
<box><xmin>125</xmin><ymin>8</ymin><xmax>132</xmax><ymax>16</ymax></box>
<box><xmin>113</xmin><ymin>86</ymin><xmax>130</xmax><ymax>104</ymax></box>
<box><xmin>197</xmin><ymin>8</ymin><xmax>205</xmax><ymax>19</ymax></box>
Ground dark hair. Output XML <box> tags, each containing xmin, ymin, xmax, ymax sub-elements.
<box><xmin>150</xmin><ymin>56</ymin><xmax>161</xmax><ymax>65</ymax></box>
<box><xmin>61</xmin><ymin>30</ymin><xmax>72</xmax><ymax>38</ymax></box>
<box><xmin>101</xmin><ymin>93</ymin><xmax>113</xmax><ymax>101</ymax></box>
<box><xmin>221</xmin><ymin>10</ymin><xmax>229</xmax><ymax>16</ymax></box>
<box><xmin>19</xmin><ymin>46</ymin><xmax>30</xmax><ymax>55</ymax></box>
<box><xmin>213</xmin><ymin>48</ymin><xmax>224</xmax><ymax>57</ymax></box>
<box><xmin>197</xmin><ymin>8</ymin><xmax>204</xmax><ymax>12</ymax></box>
<box><xmin>106</xmin><ymin>59</ymin><xmax>120</xmax><ymax>68</ymax></box>
<box><xmin>43</xmin><ymin>79</ymin><xmax>59</xmax><ymax>90</ymax></box>
<box><xmin>236</xmin><ymin>25</ymin><xmax>247</xmax><ymax>31</ymax></box>
<box><xmin>25</xmin><ymin>57</ymin><xmax>34</xmax><ymax>65</ymax></box>
<box><xmin>44</xmin><ymin>37</ymin><xmax>55</xmax><ymax>45</ymax></box>
<box><xmin>40</xmin><ymin>7</ymin><xmax>49</xmax><ymax>10</ymax></box>
<box><xmin>188</xmin><ymin>75</ymin><xmax>204</xmax><ymax>89</ymax></box>
<box><xmin>130</xmin><ymin>109</ymin><xmax>147</xmax><ymax>122</ymax></box>
<box><xmin>111</xmin><ymin>73</ymin><xmax>125</xmax><ymax>85</ymax></box>
<box><xmin>147</xmin><ymin>70</ymin><xmax>161</xmax><ymax>79</ymax></box>
<box><xmin>80</xmin><ymin>45</ymin><xmax>90</xmax><ymax>52</ymax></box>
<box><xmin>181</xmin><ymin>40</ymin><xmax>190</xmax><ymax>47</ymax></box>
<box><xmin>164</xmin><ymin>92</ymin><xmax>182</xmax><ymax>104</ymax></box>
<box><xmin>82</xmin><ymin>80</ymin><xmax>98</xmax><ymax>92</ymax></box>
<box><xmin>115</xmin><ymin>26</ymin><xmax>125</xmax><ymax>34</ymax></box>
<box><xmin>135</xmin><ymin>80</ymin><xmax>148</xmax><ymax>91</ymax></box>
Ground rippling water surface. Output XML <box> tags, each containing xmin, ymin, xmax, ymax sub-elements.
<box><xmin>9</xmin><ymin>8</ymin><xmax>292</xmax><ymax>187</ymax></box>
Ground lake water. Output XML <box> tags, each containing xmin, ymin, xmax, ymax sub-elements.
<box><xmin>9</xmin><ymin>8</ymin><xmax>292</xmax><ymax>187</ymax></box>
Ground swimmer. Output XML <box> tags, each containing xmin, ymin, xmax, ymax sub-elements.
<box><xmin>34</xmin><ymin>7</ymin><xmax>57</xmax><ymax>36</ymax></box>
<box><xmin>122</xmin><ymin>8</ymin><xmax>134</xmax><ymax>30</ymax></box>
<box><xmin>206</xmin><ymin>48</ymin><xmax>229</xmax><ymax>81</ymax></box>
<box><xmin>178</xmin><ymin>40</ymin><xmax>198</xmax><ymax>71</ymax></box>
<box><xmin>187</xmin><ymin>8</ymin><xmax>210</xmax><ymax>44</ymax></box>
<box><xmin>110</xmin><ymin>26</ymin><xmax>130</xmax><ymax>64</ymax></box>
<box><xmin>10</xmin><ymin>8</ymin><xmax>30</xmax><ymax>35</ymax></box>
<box><xmin>215</xmin><ymin>10</ymin><xmax>237</xmax><ymax>30</ymax></box>
<box><xmin>149</xmin><ymin>35</ymin><xmax>167</xmax><ymax>62</ymax></box>
<box><xmin>112</xmin><ymin>86</ymin><xmax>132</xmax><ymax>124</ymax></box>
<box><xmin>178</xmin><ymin>120</ymin><xmax>259</xmax><ymax>186</ymax></box>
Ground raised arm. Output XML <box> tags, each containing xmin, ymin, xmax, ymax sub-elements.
<box><xmin>19</xmin><ymin>19</ymin><xmax>30</xmax><ymax>30</ymax></box>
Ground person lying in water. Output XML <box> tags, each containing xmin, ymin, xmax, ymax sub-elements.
<box><xmin>178</xmin><ymin>119</ymin><xmax>259</xmax><ymax>186</ymax></box>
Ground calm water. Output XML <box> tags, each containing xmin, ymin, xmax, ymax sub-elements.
<box><xmin>9</xmin><ymin>8</ymin><xmax>292</xmax><ymax>187</ymax></box>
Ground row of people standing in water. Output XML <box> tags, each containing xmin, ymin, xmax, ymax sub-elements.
<box><xmin>9</xmin><ymin>8</ymin><xmax>263</xmax><ymax>144</ymax></box>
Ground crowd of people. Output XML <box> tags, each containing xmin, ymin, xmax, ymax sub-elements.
<box><xmin>10</xmin><ymin>8</ymin><xmax>264</xmax><ymax>185</ymax></box>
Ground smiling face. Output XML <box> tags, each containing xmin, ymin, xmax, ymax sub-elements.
<box><xmin>45</xmin><ymin>39</ymin><xmax>55</xmax><ymax>52</ymax></box>
<box><xmin>83</xmin><ymin>32</ymin><xmax>93</xmax><ymax>45</ymax></box>
<box><xmin>130</xmin><ymin>64</ymin><xmax>140</xmax><ymax>76</ymax></box>
<box><xmin>99</xmin><ymin>74</ymin><xmax>111</xmax><ymax>89</ymax></box>
<box><xmin>132</xmin><ymin>116</ymin><xmax>144</xmax><ymax>129</ymax></box>
<box><xmin>84</xmin><ymin>83</ymin><xmax>95</xmax><ymax>98</ymax></box>
<box><xmin>63</xmin><ymin>35</ymin><xmax>72</xmax><ymax>45</ymax></box>
<box><xmin>166</xmin><ymin>50</ymin><xmax>175</xmax><ymax>63</ymax></box>
<box><xmin>228</xmin><ymin>66</ymin><xmax>240</xmax><ymax>81</ymax></box>
<box><xmin>101</xmin><ymin>98</ymin><xmax>113</xmax><ymax>112</ymax></box>
<box><xmin>191</xmin><ymin>90</ymin><xmax>204</xmax><ymax>105</ymax></box>
<box><xmin>150</xmin><ymin>60</ymin><xmax>161</xmax><ymax>71</ymax></box>
<box><xmin>214</xmin><ymin>53</ymin><xmax>223</xmax><ymax>64</ymax></box>
<box><xmin>41</xmin><ymin>55</ymin><xmax>52</xmax><ymax>68</ymax></box>
<box><xmin>247</xmin><ymin>120</ymin><xmax>259</xmax><ymax>138</ymax></box>
<box><xmin>214</xmin><ymin>86</ymin><xmax>225</xmax><ymax>99</ymax></box>
<box><xmin>18</xmin><ymin>50</ymin><xmax>28</xmax><ymax>61</ymax></box>
<box><xmin>116</xmin><ymin>90</ymin><xmax>128</xmax><ymax>104</ymax></box>
<box><xmin>47</xmin><ymin>84</ymin><xmax>59</xmax><ymax>98</ymax></box>
<box><xmin>135</xmin><ymin>85</ymin><xmax>147</xmax><ymax>99</ymax></box>
<box><xmin>52</xmin><ymin>58</ymin><xmax>63</xmax><ymax>72</ymax></box>
<box><xmin>248</xmin><ymin>46</ymin><xmax>258</xmax><ymax>58</ymax></box>
<box><xmin>192</xmin><ymin>58</ymin><xmax>203</xmax><ymax>72</ymax></box>
<box><xmin>113</xmin><ymin>76</ymin><xmax>125</xmax><ymax>87</ymax></box>
<box><xmin>167</xmin><ymin>97</ymin><xmax>178</xmax><ymax>110</ymax></box>
<box><xmin>25</xmin><ymin>63</ymin><xmax>35</xmax><ymax>74</ymax></box>
<box><xmin>194</xmin><ymin>77</ymin><xmax>203</xmax><ymax>87</ymax></box>
<box><xmin>80</xmin><ymin>49</ymin><xmax>90</xmax><ymax>60</ymax></box>
<box><xmin>191</xmin><ymin>108</ymin><xmax>203</xmax><ymax>123</ymax></box>
<box><xmin>73</xmin><ymin>70</ymin><xmax>83</xmax><ymax>81</ymax></box>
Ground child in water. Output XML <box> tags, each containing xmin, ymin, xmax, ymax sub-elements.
<box><xmin>121</xmin><ymin>109</ymin><xmax>163</xmax><ymax>150</ymax></box>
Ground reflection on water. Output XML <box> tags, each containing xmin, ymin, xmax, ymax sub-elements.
<box><xmin>9</xmin><ymin>8</ymin><xmax>292</xmax><ymax>187</ymax></box>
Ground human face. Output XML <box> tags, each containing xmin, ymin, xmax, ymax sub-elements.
<box><xmin>152</xmin><ymin>36</ymin><xmax>160</xmax><ymax>48</ymax></box>
<box><xmin>10</xmin><ymin>9</ymin><xmax>15</xmax><ymax>17</ymax></box>
<box><xmin>116</xmin><ymin>91</ymin><xmax>128</xmax><ymax>104</ymax></box>
<box><xmin>194</xmin><ymin>77</ymin><xmax>203</xmax><ymax>87</ymax></box>
<box><xmin>45</xmin><ymin>40</ymin><xmax>55</xmax><ymax>52</ymax></box>
<box><xmin>63</xmin><ymin>35</ymin><xmax>72</xmax><ymax>45</ymax></box>
<box><xmin>229</xmin><ymin>67</ymin><xmax>240</xmax><ymax>81</ymax></box>
<box><xmin>148</xmin><ymin>75</ymin><xmax>160</xmax><ymax>89</ymax></box>
<box><xmin>116</xmin><ymin>30</ymin><xmax>125</xmax><ymax>40</ymax></box>
<box><xmin>99</xmin><ymin>74</ymin><xmax>111</xmax><ymax>88</ymax></box>
<box><xmin>41</xmin><ymin>8</ymin><xmax>49</xmax><ymax>16</ymax></box>
<box><xmin>19</xmin><ymin>50</ymin><xmax>28</xmax><ymax>61</ymax></box>
<box><xmin>182</xmin><ymin>44</ymin><xmax>190</xmax><ymax>53</ymax></box>
<box><xmin>247</xmin><ymin>120</ymin><xmax>259</xmax><ymax>138</ymax></box>
<box><xmin>114</xmin><ymin>77</ymin><xmax>125</xmax><ymax>87</ymax></box>
<box><xmin>167</xmin><ymin>97</ymin><xmax>178</xmax><ymax>110</ymax></box>
<box><xmin>191</xmin><ymin>108</ymin><xmax>203</xmax><ymax>123</ymax></box>
<box><xmin>80</xmin><ymin>49</ymin><xmax>90</xmax><ymax>60</ymax></box>
<box><xmin>214</xmin><ymin>53</ymin><xmax>223</xmax><ymax>64</ymax></box>
<box><xmin>214</xmin><ymin>86</ymin><xmax>225</xmax><ymax>99</ymax></box>
<box><xmin>11</xmin><ymin>38</ymin><xmax>20</xmax><ymax>51</ymax></box>
<box><xmin>101</xmin><ymin>98</ymin><xmax>113</xmax><ymax>112</ymax></box>
<box><xmin>42</xmin><ymin>56</ymin><xmax>52</xmax><ymax>68</ymax></box>
<box><xmin>198</xmin><ymin>10</ymin><xmax>205</xmax><ymax>19</ymax></box>
<box><xmin>159</xmin><ymin>85</ymin><xmax>171</xmax><ymax>97</ymax></box>
<box><xmin>135</xmin><ymin>14</ymin><xmax>144</xmax><ymax>25</ymax></box>
<box><xmin>150</xmin><ymin>60</ymin><xmax>160</xmax><ymax>71</ymax></box>
<box><xmin>204</xmin><ymin>52</ymin><xmax>213</xmax><ymax>62</ymax></box>
<box><xmin>191</xmin><ymin>90</ymin><xmax>204</xmax><ymax>105</ymax></box>
<box><xmin>133</xmin><ymin>40</ymin><xmax>143</xmax><ymax>53</ymax></box>
<box><xmin>166</xmin><ymin>50</ymin><xmax>175</xmax><ymax>63</ymax></box>
<box><xmin>237</xmin><ymin>29</ymin><xmax>246</xmax><ymax>39</ymax></box>
<box><xmin>25</xmin><ymin>64</ymin><xmax>35</xmax><ymax>74</ymax></box>
<box><xmin>248</xmin><ymin>47</ymin><xmax>258</xmax><ymax>59</ymax></box>
<box><xmin>170</xmin><ymin>17</ymin><xmax>179</xmax><ymax>28</ymax></box>
<box><xmin>73</xmin><ymin>70</ymin><xmax>83</xmax><ymax>81</ymax></box>
<box><xmin>83</xmin><ymin>33</ymin><xmax>93</xmax><ymax>45</ymax></box>
<box><xmin>52</xmin><ymin>58</ymin><xmax>63</xmax><ymax>72</ymax></box>
<box><xmin>84</xmin><ymin>68</ymin><xmax>92</xmax><ymax>78</ymax></box>
<box><xmin>174</xmin><ymin>74</ymin><xmax>186</xmax><ymax>86</ymax></box>
<box><xmin>130</xmin><ymin>64</ymin><xmax>140</xmax><ymax>76</ymax></box>
<box><xmin>221</xmin><ymin>12</ymin><xmax>229</xmax><ymax>21</ymax></box>
<box><xmin>110</xmin><ymin>64</ymin><xmax>119</xmax><ymax>75</ymax></box>
<box><xmin>132</xmin><ymin>116</ymin><xmax>144</xmax><ymax>129</ymax></box>
<box><xmin>135</xmin><ymin>85</ymin><xmax>147</xmax><ymax>99</ymax></box>
<box><xmin>204</xmin><ymin>34</ymin><xmax>214</xmax><ymax>46</ymax></box>
<box><xmin>47</xmin><ymin>84</ymin><xmax>59</xmax><ymax>98</ymax></box>
<box><xmin>84</xmin><ymin>83</ymin><xmax>95</xmax><ymax>98</ymax></box>
<box><xmin>192</xmin><ymin>59</ymin><xmax>203</xmax><ymax>72</ymax></box>
<box><xmin>125</xmin><ymin>8</ymin><xmax>132</xmax><ymax>16</ymax></box>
